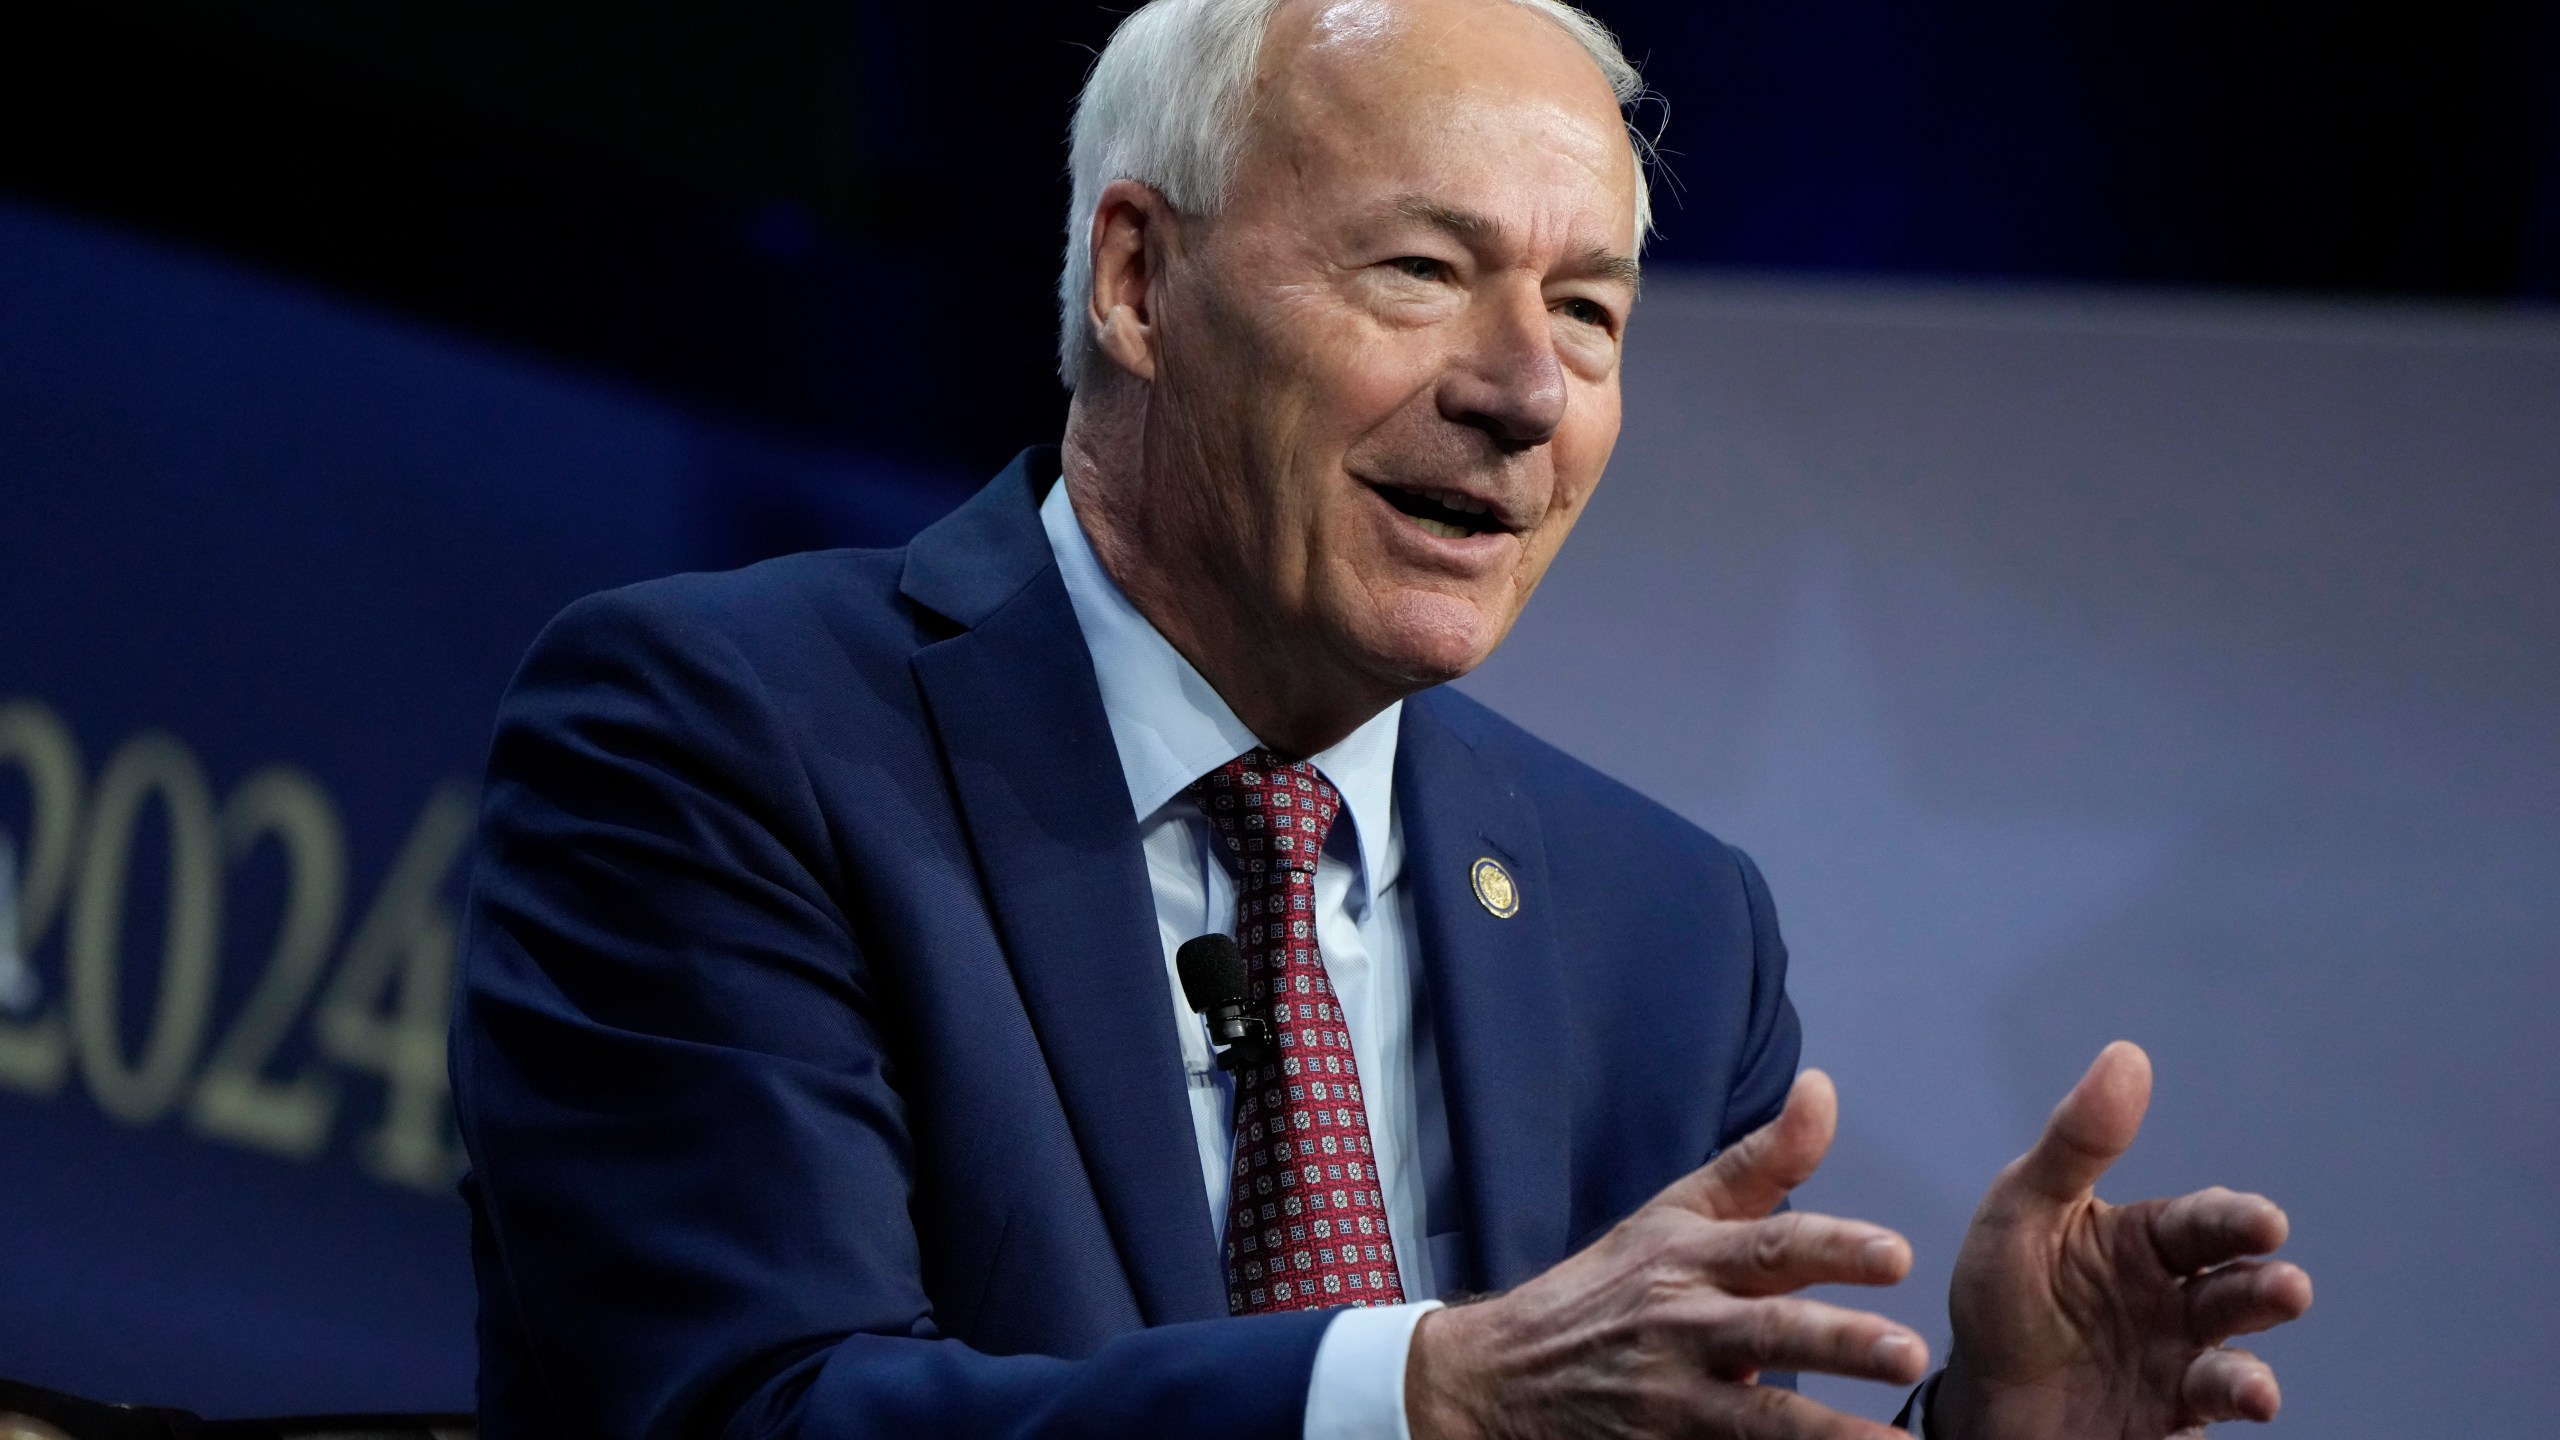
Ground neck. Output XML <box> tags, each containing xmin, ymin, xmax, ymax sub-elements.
<box><xmin>1060</xmin><ymin>384</ymin><xmax>1401</xmax><ymax>759</ymax></box>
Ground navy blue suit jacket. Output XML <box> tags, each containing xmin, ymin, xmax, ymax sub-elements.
<box><xmin>454</xmin><ymin>449</ymin><xmax>1802</xmax><ymax>1439</ymax></box>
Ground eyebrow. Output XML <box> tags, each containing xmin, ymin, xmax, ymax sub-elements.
<box><xmin>1388</xmin><ymin>196</ymin><xmax>1643</xmax><ymax>294</ymax></box>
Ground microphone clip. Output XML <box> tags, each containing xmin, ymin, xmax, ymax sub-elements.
<box><xmin>1177</xmin><ymin>933</ymin><xmax>1272</xmax><ymax>1073</ymax></box>
<box><xmin>1201</xmin><ymin>997</ymin><xmax>1273</xmax><ymax>1073</ymax></box>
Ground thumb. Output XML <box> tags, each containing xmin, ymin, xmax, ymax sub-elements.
<box><xmin>2003</xmin><ymin>1040</ymin><xmax>2153</xmax><ymax>1206</ymax></box>
<box><xmin>1655</xmin><ymin>1068</ymin><xmax>1837</xmax><ymax>1221</ymax></box>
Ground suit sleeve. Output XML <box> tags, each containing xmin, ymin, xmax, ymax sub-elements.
<box><xmin>1718</xmin><ymin>845</ymin><xmax>1804</xmax><ymax>1148</ymax></box>
<box><xmin>452</xmin><ymin>587</ymin><xmax>1331</xmax><ymax>1440</ymax></box>
<box><xmin>1694</xmin><ymin>844</ymin><xmax>1808</xmax><ymax>1397</ymax></box>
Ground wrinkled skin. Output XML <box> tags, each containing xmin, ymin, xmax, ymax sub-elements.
<box><xmin>1065</xmin><ymin>0</ymin><xmax>1637</xmax><ymax>756</ymax></box>
<box><xmin>1405</xmin><ymin>1046</ymin><xmax>2311</xmax><ymax>1440</ymax></box>
<box><xmin>1933</xmin><ymin>1044</ymin><xmax>2312</xmax><ymax>1440</ymax></box>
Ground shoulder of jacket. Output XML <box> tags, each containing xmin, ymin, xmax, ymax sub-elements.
<box><xmin>1416</xmin><ymin>686</ymin><xmax>1744</xmax><ymax>874</ymax></box>
<box><xmin>536</xmin><ymin>546</ymin><xmax>916</xmax><ymax>662</ymax></box>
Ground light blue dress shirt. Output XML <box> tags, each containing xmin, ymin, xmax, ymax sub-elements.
<box><xmin>1040</xmin><ymin>480</ymin><xmax>1452</xmax><ymax>1440</ymax></box>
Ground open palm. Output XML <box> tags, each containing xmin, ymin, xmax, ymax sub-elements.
<box><xmin>1934</xmin><ymin>1043</ymin><xmax>2314</xmax><ymax>1440</ymax></box>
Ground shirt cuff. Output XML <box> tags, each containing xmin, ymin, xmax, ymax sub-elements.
<box><xmin>1302</xmin><ymin>1300</ymin><xmax>1445</xmax><ymax>1440</ymax></box>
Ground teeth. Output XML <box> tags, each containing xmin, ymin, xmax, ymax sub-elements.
<box><xmin>1445</xmin><ymin>495</ymin><xmax>1488</xmax><ymax>515</ymax></box>
<box><xmin>1412</xmin><ymin>515</ymin><xmax>1470</xmax><ymax>540</ymax></box>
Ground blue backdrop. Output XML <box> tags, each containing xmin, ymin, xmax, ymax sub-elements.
<box><xmin>0</xmin><ymin>198</ymin><xmax>961</xmax><ymax>1414</ymax></box>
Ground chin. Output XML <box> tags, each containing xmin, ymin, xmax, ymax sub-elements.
<box><xmin>1356</xmin><ymin>589</ymin><xmax>1508</xmax><ymax>690</ymax></box>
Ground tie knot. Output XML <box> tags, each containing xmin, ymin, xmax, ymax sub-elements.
<box><xmin>1189</xmin><ymin>750</ymin><xmax>1343</xmax><ymax>883</ymax></box>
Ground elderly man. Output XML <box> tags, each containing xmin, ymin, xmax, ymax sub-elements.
<box><xmin>454</xmin><ymin>0</ymin><xmax>2311</xmax><ymax>1436</ymax></box>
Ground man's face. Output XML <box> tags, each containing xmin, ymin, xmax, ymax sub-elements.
<box><xmin>1138</xmin><ymin>0</ymin><xmax>1639</xmax><ymax>695</ymax></box>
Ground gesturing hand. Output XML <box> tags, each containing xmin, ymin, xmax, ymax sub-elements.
<box><xmin>1935</xmin><ymin>1043</ymin><xmax>2314</xmax><ymax>1440</ymax></box>
<box><xmin>1408</xmin><ymin>1070</ymin><xmax>1932</xmax><ymax>1440</ymax></box>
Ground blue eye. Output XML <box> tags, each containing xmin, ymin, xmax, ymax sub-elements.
<box><xmin>1392</xmin><ymin>256</ymin><xmax>1447</xmax><ymax>281</ymax></box>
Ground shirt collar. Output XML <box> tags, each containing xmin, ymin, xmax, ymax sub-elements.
<box><xmin>1040</xmin><ymin>477</ymin><xmax>1403</xmax><ymax>901</ymax></box>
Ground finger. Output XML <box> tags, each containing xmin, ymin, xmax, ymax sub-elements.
<box><xmin>1695</xmin><ymin>1382</ymin><xmax>1916</xmax><ymax>1440</ymax></box>
<box><xmin>1673</xmin><ymin>1293</ymin><xmax>1932</xmax><ymax>1387</ymax></box>
<box><xmin>2151</xmin><ymin>1186</ymin><xmax>2288</xmax><ymax>1274</ymax></box>
<box><xmin>2002</xmin><ymin>1040</ymin><xmax>2151</xmax><ymax>1205</ymax></box>
<box><xmin>2182</xmin><ymin>1346</ymin><xmax>2282</xmax><ymax>1423</ymax></box>
<box><xmin>1658</xmin><ymin>1069</ymin><xmax>1837</xmax><ymax>1221</ymax></box>
<box><xmin>2185</xmin><ymin>1260</ymin><xmax>2314</xmax><ymax>1345</ymax></box>
<box><xmin>1697</xmin><ymin>1210</ymin><xmax>1914</xmax><ymax>1295</ymax></box>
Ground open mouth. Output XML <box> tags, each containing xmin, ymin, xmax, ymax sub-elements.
<box><xmin>1369</xmin><ymin>482</ymin><xmax>1508</xmax><ymax>541</ymax></box>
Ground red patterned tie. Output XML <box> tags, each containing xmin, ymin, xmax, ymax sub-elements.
<box><xmin>1190</xmin><ymin>750</ymin><xmax>1405</xmax><ymax>1315</ymax></box>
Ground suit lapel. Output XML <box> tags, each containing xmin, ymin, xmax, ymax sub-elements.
<box><xmin>1397</xmin><ymin>693</ymin><xmax>1573</xmax><ymax>1292</ymax></box>
<box><xmin>903</xmin><ymin>452</ymin><xmax>1226</xmax><ymax>1325</ymax></box>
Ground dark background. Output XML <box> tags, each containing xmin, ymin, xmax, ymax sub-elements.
<box><xmin>10</xmin><ymin>0</ymin><xmax>2557</xmax><ymax>489</ymax></box>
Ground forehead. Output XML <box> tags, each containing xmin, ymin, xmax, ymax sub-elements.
<box><xmin>1240</xmin><ymin>0</ymin><xmax>1639</xmax><ymax>251</ymax></box>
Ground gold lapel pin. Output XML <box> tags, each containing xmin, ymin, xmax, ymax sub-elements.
<box><xmin>1471</xmin><ymin>856</ymin><xmax>1520</xmax><ymax>919</ymax></box>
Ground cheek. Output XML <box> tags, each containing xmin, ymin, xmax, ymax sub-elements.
<box><xmin>1306</xmin><ymin>345</ymin><xmax>1444</xmax><ymax>457</ymax></box>
<box><xmin>1236</xmin><ymin>318</ymin><xmax>1428</xmax><ymax>512</ymax></box>
<box><xmin>1269</xmin><ymin>273</ymin><xmax>1452</xmax><ymax>410</ymax></box>
<box><xmin>1507</xmin><ymin>409</ymin><xmax>1615</xmax><ymax>593</ymax></box>
<box><xmin>1548</xmin><ymin>390</ymin><xmax>1619</xmax><ymax>518</ymax></box>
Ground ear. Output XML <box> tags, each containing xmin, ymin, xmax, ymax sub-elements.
<box><xmin>1086</xmin><ymin>178</ymin><xmax>1175</xmax><ymax>383</ymax></box>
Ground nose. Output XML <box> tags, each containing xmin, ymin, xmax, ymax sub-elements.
<box><xmin>1436</xmin><ymin>283</ymin><xmax>1567</xmax><ymax>450</ymax></box>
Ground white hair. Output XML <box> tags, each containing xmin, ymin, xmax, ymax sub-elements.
<box><xmin>1056</xmin><ymin>0</ymin><xmax>1653</xmax><ymax>386</ymax></box>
